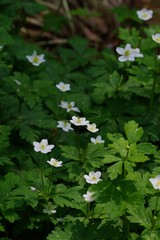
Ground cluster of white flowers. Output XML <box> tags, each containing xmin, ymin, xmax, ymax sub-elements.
<box><xmin>116</xmin><ymin>44</ymin><xmax>143</xmax><ymax>62</ymax></box>
<box><xmin>69</xmin><ymin>116</ymin><xmax>99</xmax><ymax>133</ymax></box>
<box><xmin>116</xmin><ymin>9</ymin><xmax>160</xmax><ymax>62</ymax></box>
<box><xmin>33</xmin><ymin>139</ymin><xmax>63</xmax><ymax>169</ymax></box>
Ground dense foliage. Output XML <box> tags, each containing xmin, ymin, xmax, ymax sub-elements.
<box><xmin>1</xmin><ymin>1</ymin><xmax>160</xmax><ymax>240</ymax></box>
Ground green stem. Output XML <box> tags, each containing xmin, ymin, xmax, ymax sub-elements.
<box><xmin>77</xmin><ymin>126</ymin><xmax>81</xmax><ymax>160</ymax></box>
<box><xmin>57</xmin><ymin>92</ymin><xmax>63</xmax><ymax>120</ymax></box>
<box><xmin>48</xmin><ymin>167</ymin><xmax>54</xmax><ymax>195</ymax></box>
<box><xmin>86</xmin><ymin>202</ymin><xmax>90</xmax><ymax>218</ymax></box>
<box><xmin>151</xmin><ymin>190</ymin><xmax>160</xmax><ymax>231</ymax></box>
<box><xmin>40</xmin><ymin>154</ymin><xmax>44</xmax><ymax>189</ymax></box>
<box><xmin>123</xmin><ymin>213</ymin><xmax>129</xmax><ymax>240</ymax></box>
<box><xmin>150</xmin><ymin>45</ymin><xmax>158</xmax><ymax>109</ymax></box>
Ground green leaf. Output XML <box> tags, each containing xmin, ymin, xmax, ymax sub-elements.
<box><xmin>127</xmin><ymin>205</ymin><xmax>152</xmax><ymax>229</ymax></box>
<box><xmin>60</xmin><ymin>145</ymin><xmax>79</xmax><ymax>161</ymax></box>
<box><xmin>52</xmin><ymin>184</ymin><xmax>82</xmax><ymax>207</ymax></box>
<box><xmin>107</xmin><ymin>161</ymin><xmax>123</xmax><ymax>180</ymax></box>
<box><xmin>108</xmin><ymin>135</ymin><xmax>129</xmax><ymax>158</ymax></box>
<box><xmin>124</xmin><ymin>120</ymin><xmax>143</xmax><ymax>144</ymax></box>
<box><xmin>84</xmin><ymin>143</ymin><xmax>106</xmax><ymax>168</ymax></box>
<box><xmin>103</xmin><ymin>154</ymin><xmax>121</xmax><ymax>164</ymax></box>
<box><xmin>0</xmin><ymin>125</ymin><xmax>11</xmax><ymax>152</ymax></box>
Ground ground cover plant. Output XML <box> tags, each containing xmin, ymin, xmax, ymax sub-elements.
<box><xmin>1</xmin><ymin>0</ymin><xmax>160</xmax><ymax>239</ymax></box>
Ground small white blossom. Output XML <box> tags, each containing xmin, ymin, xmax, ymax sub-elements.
<box><xmin>43</xmin><ymin>202</ymin><xmax>56</xmax><ymax>215</ymax></box>
<box><xmin>84</xmin><ymin>171</ymin><xmax>102</xmax><ymax>184</ymax></box>
<box><xmin>87</xmin><ymin>123</ymin><xmax>99</xmax><ymax>133</ymax></box>
<box><xmin>152</xmin><ymin>33</ymin><xmax>160</xmax><ymax>44</ymax></box>
<box><xmin>59</xmin><ymin>101</ymin><xmax>80</xmax><ymax>113</ymax></box>
<box><xmin>136</xmin><ymin>8</ymin><xmax>153</xmax><ymax>21</ymax></box>
<box><xmin>149</xmin><ymin>175</ymin><xmax>160</xmax><ymax>190</ymax></box>
<box><xmin>14</xmin><ymin>79</ymin><xmax>21</xmax><ymax>85</ymax></box>
<box><xmin>83</xmin><ymin>191</ymin><xmax>95</xmax><ymax>202</ymax></box>
<box><xmin>56</xmin><ymin>218</ymin><xmax>64</xmax><ymax>222</ymax></box>
<box><xmin>31</xmin><ymin>186</ymin><xmax>36</xmax><ymax>191</ymax></box>
<box><xmin>0</xmin><ymin>46</ymin><xmax>4</xmax><ymax>51</ymax></box>
<box><xmin>90</xmin><ymin>135</ymin><xmax>105</xmax><ymax>144</ymax></box>
<box><xmin>116</xmin><ymin>43</ymin><xmax>143</xmax><ymax>62</ymax></box>
<box><xmin>56</xmin><ymin>82</ymin><xmax>71</xmax><ymax>92</ymax></box>
<box><xmin>33</xmin><ymin>139</ymin><xmax>54</xmax><ymax>154</ymax></box>
<box><xmin>157</xmin><ymin>55</ymin><xmax>160</xmax><ymax>60</ymax></box>
<box><xmin>26</xmin><ymin>50</ymin><xmax>46</xmax><ymax>66</ymax></box>
<box><xmin>70</xmin><ymin>116</ymin><xmax>89</xmax><ymax>126</ymax></box>
<box><xmin>132</xmin><ymin>48</ymin><xmax>144</xmax><ymax>58</ymax></box>
<box><xmin>47</xmin><ymin>158</ymin><xmax>63</xmax><ymax>167</ymax></box>
<box><xmin>57</xmin><ymin>120</ymin><xmax>73</xmax><ymax>132</ymax></box>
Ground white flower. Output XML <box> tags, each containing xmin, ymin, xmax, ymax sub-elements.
<box><xmin>57</xmin><ymin>120</ymin><xmax>73</xmax><ymax>132</ymax></box>
<box><xmin>47</xmin><ymin>158</ymin><xmax>62</xmax><ymax>167</ymax></box>
<box><xmin>132</xmin><ymin>48</ymin><xmax>144</xmax><ymax>58</ymax></box>
<box><xmin>90</xmin><ymin>135</ymin><xmax>105</xmax><ymax>144</ymax></box>
<box><xmin>84</xmin><ymin>171</ymin><xmax>102</xmax><ymax>184</ymax></box>
<box><xmin>43</xmin><ymin>202</ymin><xmax>56</xmax><ymax>215</ymax></box>
<box><xmin>152</xmin><ymin>33</ymin><xmax>160</xmax><ymax>44</ymax></box>
<box><xmin>33</xmin><ymin>139</ymin><xmax>54</xmax><ymax>154</ymax></box>
<box><xmin>70</xmin><ymin>116</ymin><xmax>89</xmax><ymax>126</ymax></box>
<box><xmin>116</xmin><ymin>43</ymin><xmax>143</xmax><ymax>62</ymax></box>
<box><xmin>157</xmin><ymin>55</ymin><xmax>160</xmax><ymax>60</ymax></box>
<box><xmin>14</xmin><ymin>79</ymin><xmax>21</xmax><ymax>85</ymax></box>
<box><xmin>0</xmin><ymin>46</ymin><xmax>4</xmax><ymax>51</ymax></box>
<box><xmin>59</xmin><ymin>101</ymin><xmax>80</xmax><ymax>113</ymax></box>
<box><xmin>149</xmin><ymin>175</ymin><xmax>160</xmax><ymax>190</ymax></box>
<box><xmin>87</xmin><ymin>123</ymin><xmax>99</xmax><ymax>133</ymax></box>
<box><xmin>26</xmin><ymin>50</ymin><xmax>46</xmax><ymax>66</ymax></box>
<box><xmin>31</xmin><ymin>186</ymin><xmax>36</xmax><ymax>191</ymax></box>
<box><xmin>56</xmin><ymin>82</ymin><xmax>71</xmax><ymax>92</ymax></box>
<box><xmin>83</xmin><ymin>191</ymin><xmax>95</xmax><ymax>202</ymax></box>
<box><xmin>136</xmin><ymin>8</ymin><xmax>153</xmax><ymax>21</ymax></box>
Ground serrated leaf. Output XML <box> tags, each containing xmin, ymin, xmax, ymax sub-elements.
<box><xmin>60</xmin><ymin>145</ymin><xmax>79</xmax><ymax>161</ymax></box>
<box><xmin>127</xmin><ymin>205</ymin><xmax>152</xmax><ymax>229</ymax></box>
<box><xmin>107</xmin><ymin>161</ymin><xmax>123</xmax><ymax>180</ymax></box>
<box><xmin>124</xmin><ymin>120</ymin><xmax>143</xmax><ymax>144</ymax></box>
<box><xmin>103</xmin><ymin>154</ymin><xmax>121</xmax><ymax>164</ymax></box>
<box><xmin>128</xmin><ymin>152</ymin><xmax>149</xmax><ymax>163</ymax></box>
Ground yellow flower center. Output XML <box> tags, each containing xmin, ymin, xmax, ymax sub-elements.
<box><xmin>142</xmin><ymin>13</ymin><xmax>148</xmax><ymax>18</ymax></box>
<box><xmin>33</xmin><ymin>56</ymin><xmax>39</xmax><ymax>63</ymax></box>
<box><xmin>155</xmin><ymin>180</ymin><xmax>160</xmax><ymax>187</ymax></box>
<box><xmin>91</xmin><ymin>176</ymin><xmax>97</xmax><ymax>181</ymax></box>
<box><xmin>124</xmin><ymin>50</ymin><xmax>130</xmax><ymax>57</ymax></box>
<box><xmin>40</xmin><ymin>144</ymin><xmax>46</xmax><ymax>149</ymax></box>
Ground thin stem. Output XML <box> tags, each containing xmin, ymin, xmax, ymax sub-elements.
<box><xmin>76</xmin><ymin>126</ymin><xmax>81</xmax><ymax>160</ymax></box>
<box><xmin>40</xmin><ymin>154</ymin><xmax>44</xmax><ymax>189</ymax></box>
<box><xmin>86</xmin><ymin>202</ymin><xmax>90</xmax><ymax>218</ymax></box>
<box><xmin>48</xmin><ymin>167</ymin><xmax>54</xmax><ymax>195</ymax></box>
<box><xmin>57</xmin><ymin>92</ymin><xmax>63</xmax><ymax>120</ymax></box>
<box><xmin>150</xmin><ymin>45</ymin><xmax>158</xmax><ymax>109</ymax></box>
<box><xmin>62</xmin><ymin>0</ymin><xmax>75</xmax><ymax>33</ymax></box>
<box><xmin>151</xmin><ymin>190</ymin><xmax>160</xmax><ymax>231</ymax></box>
<box><xmin>123</xmin><ymin>213</ymin><xmax>129</xmax><ymax>240</ymax></box>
